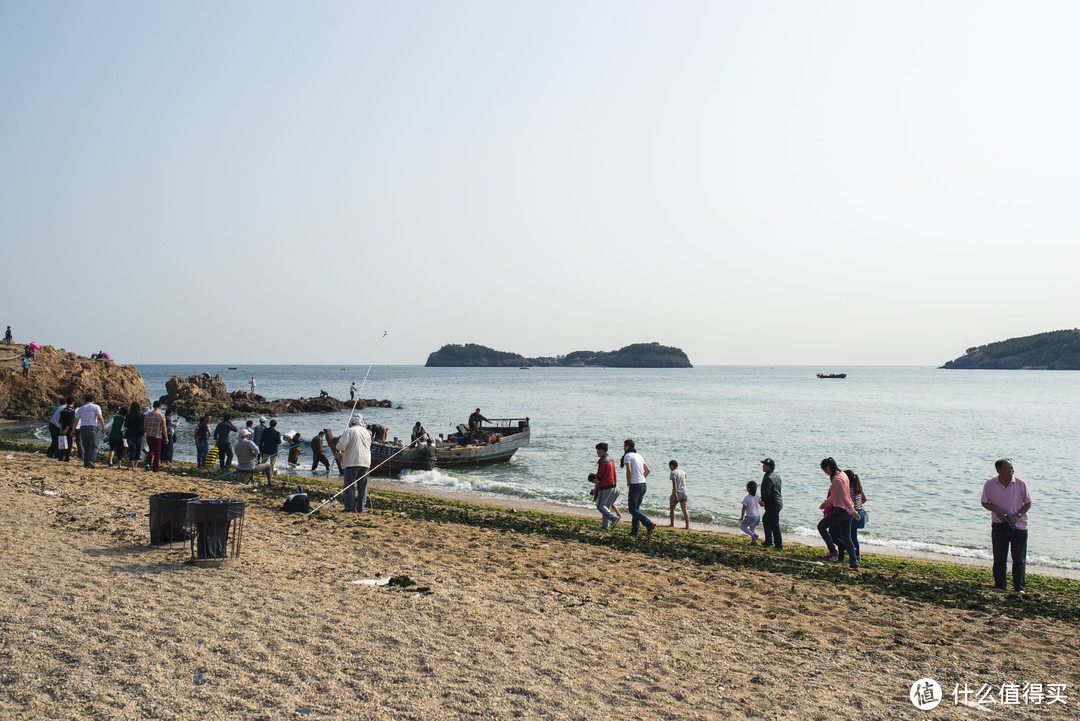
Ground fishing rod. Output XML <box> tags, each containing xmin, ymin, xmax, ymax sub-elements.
<box><xmin>306</xmin><ymin>417</ymin><xmax>453</xmax><ymax>516</ymax></box>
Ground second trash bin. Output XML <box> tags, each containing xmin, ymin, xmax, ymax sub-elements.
<box><xmin>149</xmin><ymin>492</ymin><xmax>200</xmax><ymax>547</ymax></box>
<box><xmin>186</xmin><ymin>499</ymin><xmax>246</xmax><ymax>568</ymax></box>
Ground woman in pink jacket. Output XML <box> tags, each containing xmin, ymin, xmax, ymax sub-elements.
<box><xmin>817</xmin><ymin>457</ymin><xmax>862</xmax><ymax>569</ymax></box>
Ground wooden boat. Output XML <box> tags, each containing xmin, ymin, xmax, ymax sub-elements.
<box><xmin>326</xmin><ymin>417</ymin><xmax>531</xmax><ymax>476</ymax></box>
<box><xmin>816</xmin><ymin>373</ymin><xmax>847</xmax><ymax>379</ymax></box>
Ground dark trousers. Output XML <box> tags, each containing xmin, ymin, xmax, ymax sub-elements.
<box><xmin>147</xmin><ymin>437</ymin><xmax>163</xmax><ymax>472</ymax></box>
<box><xmin>79</xmin><ymin>426</ymin><xmax>100</xmax><ymax>467</ymax></box>
<box><xmin>216</xmin><ymin>441</ymin><xmax>233</xmax><ymax>468</ymax></box>
<box><xmin>196</xmin><ymin>439</ymin><xmax>210</xmax><ymax>467</ymax></box>
<box><xmin>58</xmin><ymin>432</ymin><xmax>74</xmax><ymax>461</ymax></box>
<box><xmin>818</xmin><ymin>508</ymin><xmax>857</xmax><ymax>567</ymax></box>
<box><xmin>47</xmin><ymin>424</ymin><xmax>60</xmax><ymax>458</ymax></box>
<box><xmin>991</xmin><ymin>524</ymin><xmax>1027</xmax><ymax>591</ymax></box>
<box><xmin>762</xmin><ymin>506</ymin><xmax>782</xmax><ymax>548</ymax></box>
<box><xmin>627</xmin><ymin>483</ymin><xmax>653</xmax><ymax>535</ymax></box>
<box><xmin>312</xmin><ymin>451</ymin><xmax>331</xmax><ymax>473</ymax></box>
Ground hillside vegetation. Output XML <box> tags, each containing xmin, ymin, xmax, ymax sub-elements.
<box><xmin>940</xmin><ymin>329</ymin><xmax>1080</xmax><ymax>370</ymax></box>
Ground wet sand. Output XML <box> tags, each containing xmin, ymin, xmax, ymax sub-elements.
<box><xmin>2</xmin><ymin>448</ymin><xmax>1078</xmax><ymax>719</ymax></box>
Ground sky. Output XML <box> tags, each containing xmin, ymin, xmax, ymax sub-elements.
<box><xmin>2</xmin><ymin>1</ymin><xmax>1078</xmax><ymax>366</ymax></box>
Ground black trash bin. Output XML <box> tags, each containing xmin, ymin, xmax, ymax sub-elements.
<box><xmin>186</xmin><ymin>499</ymin><xmax>246</xmax><ymax>567</ymax></box>
<box><xmin>148</xmin><ymin>492</ymin><xmax>200</xmax><ymax>547</ymax></box>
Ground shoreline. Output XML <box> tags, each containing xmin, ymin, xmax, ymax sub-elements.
<box><xmin>372</xmin><ymin>476</ymin><xmax>1080</xmax><ymax>581</ymax></box>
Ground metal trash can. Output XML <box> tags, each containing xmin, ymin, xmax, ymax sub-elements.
<box><xmin>148</xmin><ymin>492</ymin><xmax>200</xmax><ymax>547</ymax></box>
<box><xmin>186</xmin><ymin>499</ymin><xmax>246</xmax><ymax>568</ymax></box>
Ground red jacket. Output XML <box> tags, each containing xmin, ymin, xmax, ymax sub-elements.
<box><xmin>596</xmin><ymin>455</ymin><xmax>617</xmax><ymax>489</ymax></box>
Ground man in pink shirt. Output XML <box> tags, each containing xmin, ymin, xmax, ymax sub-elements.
<box><xmin>980</xmin><ymin>459</ymin><xmax>1032</xmax><ymax>593</ymax></box>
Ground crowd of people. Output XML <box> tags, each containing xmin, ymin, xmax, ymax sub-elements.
<box><xmin>46</xmin><ymin>396</ymin><xmax>178</xmax><ymax>471</ymax></box>
<box><xmin>586</xmin><ymin>442</ymin><xmax>1031</xmax><ymax>590</ymax></box>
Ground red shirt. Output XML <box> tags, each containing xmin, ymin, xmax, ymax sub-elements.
<box><xmin>596</xmin><ymin>455</ymin><xmax>617</xmax><ymax>489</ymax></box>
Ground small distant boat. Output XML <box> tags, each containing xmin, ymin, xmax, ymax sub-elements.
<box><xmin>817</xmin><ymin>373</ymin><xmax>847</xmax><ymax>379</ymax></box>
<box><xmin>228</xmin><ymin>367</ymin><xmax>237</xmax><ymax>370</ymax></box>
<box><xmin>519</xmin><ymin>365</ymin><xmax>529</xmax><ymax>369</ymax></box>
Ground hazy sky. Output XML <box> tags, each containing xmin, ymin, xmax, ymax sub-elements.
<box><xmin>2</xmin><ymin>1</ymin><xmax>1077</xmax><ymax>366</ymax></box>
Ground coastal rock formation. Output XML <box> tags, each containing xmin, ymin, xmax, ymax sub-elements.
<box><xmin>426</xmin><ymin>342</ymin><xmax>692</xmax><ymax>368</ymax></box>
<box><xmin>940</xmin><ymin>329</ymin><xmax>1080</xmax><ymax>370</ymax></box>
<box><xmin>0</xmin><ymin>343</ymin><xmax>150</xmax><ymax>420</ymax></box>
<box><xmin>160</xmin><ymin>374</ymin><xmax>393</xmax><ymax>421</ymax></box>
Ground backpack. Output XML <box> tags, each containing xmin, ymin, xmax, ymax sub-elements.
<box><xmin>282</xmin><ymin>486</ymin><xmax>311</xmax><ymax>514</ymax></box>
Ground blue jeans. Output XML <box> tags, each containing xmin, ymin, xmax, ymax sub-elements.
<box><xmin>596</xmin><ymin>486</ymin><xmax>620</xmax><ymax>529</ymax></box>
<box><xmin>196</xmin><ymin>439</ymin><xmax>210</xmax><ymax>467</ymax></box>
<box><xmin>343</xmin><ymin>466</ymin><xmax>369</xmax><ymax>512</ymax></box>
<box><xmin>627</xmin><ymin>483</ymin><xmax>653</xmax><ymax>535</ymax></box>
<box><xmin>818</xmin><ymin>508</ymin><xmax>857</xmax><ymax>567</ymax></box>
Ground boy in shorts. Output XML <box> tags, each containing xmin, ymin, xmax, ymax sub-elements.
<box><xmin>668</xmin><ymin>460</ymin><xmax>689</xmax><ymax>529</ymax></box>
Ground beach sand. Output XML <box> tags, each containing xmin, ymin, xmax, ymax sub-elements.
<box><xmin>2</xmin><ymin>448</ymin><xmax>1078</xmax><ymax>719</ymax></box>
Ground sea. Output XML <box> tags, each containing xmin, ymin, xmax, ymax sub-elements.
<box><xmin>32</xmin><ymin>364</ymin><xmax>1080</xmax><ymax>569</ymax></box>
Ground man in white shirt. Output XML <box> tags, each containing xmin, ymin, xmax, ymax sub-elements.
<box><xmin>75</xmin><ymin>396</ymin><xmax>106</xmax><ymax>468</ymax></box>
<box><xmin>622</xmin><ymin>438</ymin><xmax>656</xmax><ymax>538</ymax></box>
<box><xmin>337</xmin><ymin>414</ymin><xmax>372</xmax><ymax>512</ymax></box>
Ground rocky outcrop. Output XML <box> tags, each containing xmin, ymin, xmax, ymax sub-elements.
<box><xmin>0</xmin><ymin>344</ymin><xmax>149</xmax><ymax>420</ymax></box>
<box><xmin>941</xmin><ymin>329</ymin><xmax>1080</xmax><ymax>370</ymax></box>
<box><xmin>160</xmin><ymin>374</ymin><xmax>393</xmax><ymax>421</ymax></box>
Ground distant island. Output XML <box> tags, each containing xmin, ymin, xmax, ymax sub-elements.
<box><xmin>425</xmin><ymin>342</ymin><xmax>692</xmax><ymax>368</ymax></box>
<box><xmin>940</xmin><ymin>329</ymin><xmax>1080</xmax><ymax>370</ymax></box>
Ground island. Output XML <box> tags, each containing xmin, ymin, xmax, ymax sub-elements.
<box><xmin>425</xmin><ymin>342</ymin><xmax>692</xmax><ymax>368</ymax></box>
<box><xmin>940</xmin><ymin>329</ymin><xmax>1080</xmax><ymax>370</ymax></box>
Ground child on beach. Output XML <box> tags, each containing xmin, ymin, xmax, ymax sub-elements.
<box><xmin>739</xmin><ymin>481</ymin><xmax>764</xmax><ymax>544</ymax></box>
<box><xmin>668</xmin><ymin>460</ymin><xmax>689</xmax><ymax>529</ymax></box>
<box><xmin>591</xmin><ymin>442</ymin><xmax>622</xmax><ymax>529</ymax></box>
<box><xmin>844</xmin><ymin>469</ymin><xmax>867</xmax><ymax>563</ymax></box>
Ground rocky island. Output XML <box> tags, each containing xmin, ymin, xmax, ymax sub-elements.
<box><xmin>940</xmin><ymin>329</ymin><xmax>1080</xmax><ymax>370</ymax></box>
<box><xmin>426</xmin><ymin>342</ymin><xmax>692</xmax><ymax>368</ymax></box>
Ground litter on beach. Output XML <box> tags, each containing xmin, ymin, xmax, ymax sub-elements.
<box><xmin>42</xmin><ymin>490</ymin><xmax>58</xmax><ymax>496</ymax></box>
<box><xmin>352</xmin><ymin>577</ymin><xmax>391</xmax><ymax>586</ymax></box>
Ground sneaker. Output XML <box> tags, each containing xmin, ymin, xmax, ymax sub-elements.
<box><xmin>823</xmin><ymin>552</ymin><xmax>839</xmax><ymax>560</ymax></box>
<box><xmin>760</xmin><ymin>542</ymin><xmax>773</xmax><ymax>548</ymax></box>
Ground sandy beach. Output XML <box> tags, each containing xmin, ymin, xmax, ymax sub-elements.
<box><xmin>2</xmin><ymin>447</ymin><xmax>1078</xmax><ymax>720</ymax></box>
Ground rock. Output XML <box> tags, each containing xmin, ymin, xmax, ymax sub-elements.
<box><xmin>159</xmin><ymin>374</ymin><xmax>393</xmax><ymax>421</ymax></box>
<box><xmin>0</xmin><ymin>343</ymin><xmax>149</xmax><ymax>420</ymax></box>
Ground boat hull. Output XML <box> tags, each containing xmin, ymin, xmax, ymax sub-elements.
<box><xmin>368</xmin><ymin>422</ymin><xmax>531</xmax><ymax>476</ymax></box>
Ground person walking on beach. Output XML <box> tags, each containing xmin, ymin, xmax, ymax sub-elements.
<box><xmin>338</xmin><ymin>414</ymin><xmax>372</xmax><ymax>512</ymax></box>
<box><xmin>143</xmin><ymin>401</ymin><xmax>168</xmax><ymax>472</ymax></box>
<box><xmin>106</xmin><ymin>407</ymin><xmax>127</xmax><ymax>467</ymax></box>
<box><xmin>194</xmin><ymin>414</ymin><xmax>211</xmax><ymax>467</ymax></box>
<box><xmin>739</xmin><ymin>481</ymin><xmax>764</xmax><ymax>544</ymax></box>
<box><xmin>981</xmin><ymin>459</ymin><xmax>1032</xmax><ymax>593</ymax></box>
<box><xmin>759</xmin><ymin>458</ymin><xmax>783</xmax><ymax>549</ymax></box>
<box><xmin>310</xmin><ymin>431</ymin><xmax>332</xmax><ymax>475</ymax></box>
<box><xmin>124</xmin><ymin>401</ymin><xmax>144</xmax><ymax>471</ymax></box>
<box><xmin>622</xmin><ymin>439</ymin><xmax>656</xmax><ymax>538</ymax></box>
<box><xmin>75</xmin><ymin>395</ymin><xmax>106</xmax><ymax>469</ymax></box>
<box><xmin>592</xmin><ymin>442</ymin><xmax>620</xmax><ymax>529</ymax></box>
<box><xmin>845</xmin><ymin>469</ymin><xmax>867</xmax><ymax>564</ymax></box>
<box><xmin>817</xmin><ymin>458</ymin><xmax>860</xmax><ymax>569</ymax></box>
<box><xmin>668</xmin><ymin>460</ymin><xmax>690</xmax><ymax>529</ymax></box>
<box><xmin>214</xmin><ymin>414</ymin><xmax>237</xmax><ymax>469</ymax></box>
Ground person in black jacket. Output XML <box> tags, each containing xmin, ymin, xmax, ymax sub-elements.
<box><xmin>124</xmin><ymin>401</ymin><xmax>144</xmax><ymax>471</ymax></box>
<box><xmin>760</xmin><ymin>458</ymin><xmax>783</xmax><ymax>550</ymax></box>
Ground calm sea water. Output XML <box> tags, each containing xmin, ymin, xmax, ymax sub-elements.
<box><xmin>89</xmin><ymin>365</ymin><xmax>1080</xmax><ymax>567</ymax></box>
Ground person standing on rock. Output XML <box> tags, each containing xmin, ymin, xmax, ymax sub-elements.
<box><xmin>4</xmin><ymin>326</ymin><xmax>11</xmax><ymax>345</ymax></box>
<box><xmin>338</xmin><ymin>414</ymin><xmax>372</xmax><ymax>512</ymax></box>
<box><xmin>75</xmin><ymin>395</ymin><xmax>106</xmax><ymax>469</ymax></box>
<box><xmin>250</xmin><ymin>376</ymin><xmax>257</xmax><ymax>395</ymax></box>
<box><xmin>214</xmin><ymin>414</ymin><xmax>237</xmax><ymax>469</ymax></box>
<box><xmin>350</xmin><ymin>382</ymin><xmax>357</xmax><ymax>401</ymax></box>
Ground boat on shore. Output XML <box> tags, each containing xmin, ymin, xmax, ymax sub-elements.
<box><xmin>327</xmin><ymin>418</ymin><xmax>531</xmax><ymax>476</ymax></box>
<box><xmin>816</xmin><ymin>373</ymin><xmax>847</xmax><ymax>379</ymax></box>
